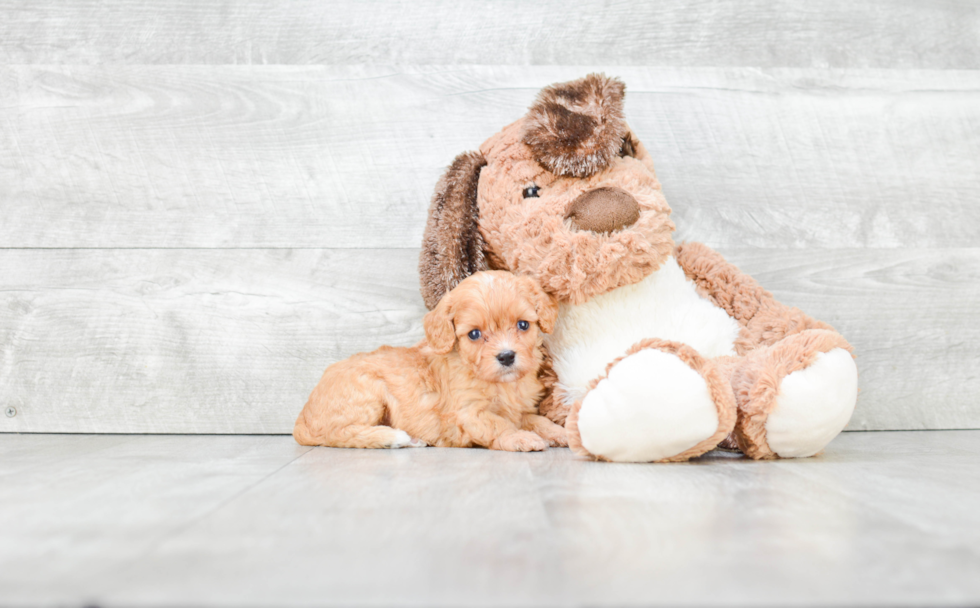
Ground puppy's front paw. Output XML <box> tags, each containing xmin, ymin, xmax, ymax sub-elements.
<box><xmin>493</xmin><ymin>431</ymin><xmax>549</xmax><ymax>452</ymax></box>
<box><xmin>542</xmin><ymin>427</ymin><xmax>568</xmax><ymax>448</ymax></box>
<box><xmin>535</xmin><ymin>422</ymin><xmax>568</xmax><ymax>447</ymax></box>
<box><xmin>522</xmin><ymin>414</ymin><xmax>568</xmax><ymax>447</ymax></box>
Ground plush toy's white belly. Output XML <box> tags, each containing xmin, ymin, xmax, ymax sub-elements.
<box><xmin>544</xmin><ymin>256</ymin><xmax>741</xmax><ymax>406</ymax></box>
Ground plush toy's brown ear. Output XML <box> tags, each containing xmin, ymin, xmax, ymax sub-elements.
<box><xmin>518</xmin><ymin>275</ymin><xmax>559</xmax><ymax>334</ymax></box>
<box><xmin>419</xmin><ymin>151</ymin><xmax>489</xmax><ymax>310</ymax></box>
<box><xmin>422</xmin><ymin>290</ymin><xmax>456</xmax><ymax>354</ymax></box>
<box><xmin>523</xmin><ymin>73</ymin><xmax>628</xmax><ymax>178</ymax></box>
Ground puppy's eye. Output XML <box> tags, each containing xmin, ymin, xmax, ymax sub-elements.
<box><xmin>522</xmin><ymin>185</ymin><xmax>540</xmax><ymax>198</ymax></box>
<box><xmin>517</xmin><ymin>320</ymin><xmax>530</xmax><ymax>331</ymax></box>
<box><xmin>467</xmin><ymin>329</ymin><xmax>482</xmax><ymax>341</ymax></box>
<box><xmin>619</xmin><ymin>134</ymin><xmax>636</xmax><ymax>158</ymax></box>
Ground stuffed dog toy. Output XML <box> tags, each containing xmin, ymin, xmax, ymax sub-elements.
<box><xmin>294</xmin><ymin>271</ymin><xmax>566</xmax><ymax>451</ymax></box>
<box><xmin>419</xmin><ymin>74</ymin><xmax>858</xmax><ymax>462</ymax></box>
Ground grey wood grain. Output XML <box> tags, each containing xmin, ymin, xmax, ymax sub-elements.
<box><xmin>0</xmin><ymin>435</ymin><xmax>311</xmax><ymax>605</ymax></box>
<box><xmin>0</xmin><ymin>248</ymin><xmax>428</xmax><ymax>434</ymax></box>
<box><xmin>0</xmin><ymin>247</ymin><xmax>976</xmax><ymax>433</ymax></box>
<box><xmin>2</xmin><ymin>66</ymin><xmax>978</xmax><ymax>249</ymax></box>
<box><xmin>1</xmin><ymin>433</ymin><xmax>978</xmax><ymax>606</ymax></box>
<box><xmin>2</xmin><ymin>0</ymin><xmax>978</xmax><ymax>68</ymax></box>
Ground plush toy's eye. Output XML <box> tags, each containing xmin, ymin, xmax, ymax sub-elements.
<box><xmin>517</xmin><ymin>320</ymin><xmax>530</xmax><ymax>331</ymax></box>
<box><xmin>522</xmin><ymin>185</ymin><xmax>540</xmax><ymax>198</ymax></box>
<box><xmin>467</xmin><ymin>329</ymin><xmax>482</xmax><ymax>341</ymax></box>
<box><xmin>619</xmin><ymin>134</ymin><xmax>636</xmax><ymax>158</ymax></box>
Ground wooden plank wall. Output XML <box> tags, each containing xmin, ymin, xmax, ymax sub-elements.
<box><xmin>1</xmin><ymin>1</ymin><xmax>978</xmax><ymax>433</ymax></box>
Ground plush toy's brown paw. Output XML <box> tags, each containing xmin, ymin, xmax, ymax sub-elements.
<box><xmin>566</xmin><ymin>339</ymin><xmax>736</xmax><ymax>463</ymax></box>
<box><xmin>733</xmin><ymin>330</ymin><xmax>857</xmax><ymax>459</ymax></box>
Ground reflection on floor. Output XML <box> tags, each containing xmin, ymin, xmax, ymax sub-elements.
<box><xmin>2</xmin><ymin>431</ymin><xmax>978</xmax><ymax>606</ymax></box>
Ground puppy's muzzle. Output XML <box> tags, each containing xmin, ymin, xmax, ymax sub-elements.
<box><xmin>565</xmin><ymin>187</ymin><xmax>640</xmax><ymax>234</ymax></box>
<box><xmin>496</xmin><ymin>350</ymin><xmax>517</xmax><ymax>367</ymax></box>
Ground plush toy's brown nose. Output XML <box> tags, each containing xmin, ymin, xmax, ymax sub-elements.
<box><xmin>564</xmin><ymin>187</ymin><xmax>641</xmax><ymax>234</ymax></box>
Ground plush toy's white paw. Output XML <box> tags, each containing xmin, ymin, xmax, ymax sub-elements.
<box><xmin>765</xmin><ymin>348</ymin><xmax>858</xmax><ymax>458</ymax></box>
<box><xmin>388</xmin><ymin>430</ymin><xmax>427</xmax><ymax>448</ymax></box>
<box><xmin>576</xmin><ymin>349</ymin><xmax>720</xmax><ymax>462</ymax></box>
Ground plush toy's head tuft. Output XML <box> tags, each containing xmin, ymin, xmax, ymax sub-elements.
<box><xmin>523</xmin><ymin>73</ymin><xmax>628</xmax><ymax>178</ymax></box>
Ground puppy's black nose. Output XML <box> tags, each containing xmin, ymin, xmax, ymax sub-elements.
<box><xmin>496</xmin><ymin>351</ymin><xmax>516</xmax><ymax>367</ymax></box>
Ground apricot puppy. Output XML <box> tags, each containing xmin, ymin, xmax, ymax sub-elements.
<box><xmin>293</xmin><ymin>271</ymin><xmax>567</xmax><ymax>451</ymax></box>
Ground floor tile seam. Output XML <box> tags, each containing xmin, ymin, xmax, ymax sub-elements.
<box><xmin>769</xmin><ymin>457</ymin><xmax>980</xmax><ymax>562</ymax></box>
<box><xmin>0</xmin><ymin>435</ymin><xmax>145</xmax><ymax>479</ymax></box>
<box><xmin>516</xmin><ymin>456</ymin><xmax>564</xmax><ymax>535</ymax></box>
<box><xmin>0</xmin><ymin>435</ymin><xmax>294</xmax><ymax>480</ymax></box>
<box><xmin>88</xmin><ymin>445</ymin><xmax>315</xmax><ymax>602</ymax></box>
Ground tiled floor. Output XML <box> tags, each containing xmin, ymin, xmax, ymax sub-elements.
<box><xmin>1</xmin><ymin>431</ymin><xmax>978</xmax><ymax>607</ymax></box>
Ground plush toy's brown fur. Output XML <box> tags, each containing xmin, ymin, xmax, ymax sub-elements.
<box><xmin>419</xmin><ymin>74</ymin><xmax>857</xmax><ymax>461</ymax></box>
<box><xmin>523</xmin><ymin>74</ymin><xmax>629</xmax><ymax>178</ymax></box>
<box><xmin>474</xmin><ymin>118</ymin><xmax>675</xmax><ymax>305</ymax></box>
<box><xmin>419</xmin><ymin>152</ymin><xmax>489</xmax><ymax>310</ymax></box>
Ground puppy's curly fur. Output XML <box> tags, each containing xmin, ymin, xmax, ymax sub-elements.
<box><xmin>294</xmin><ymin>271</ymin><xmax>567</xmax><ymax>451</ymax></box>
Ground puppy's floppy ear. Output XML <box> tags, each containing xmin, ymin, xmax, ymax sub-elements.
<box><xmin>419</xmin><ymin>151</ymin><xmax>489</xmax><ymax>310</ymax></box>
<box><xmin>523</xmin><ymin>73</ymin><xmax>628</xmax><ymax>178</ymax></box>
<box><xmin>423</xmin><ymin>290</ymin><xmax>457</xmax><ymax>354</ymax></box>
<box><xmin>519</xmin><ymin>276</ymin><xmax>559</xmax><ymax>334</ymax></box>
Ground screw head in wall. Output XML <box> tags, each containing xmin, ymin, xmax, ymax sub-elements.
<box><xmin>4</xmin><ymin>406</ymin><xmax>16</xmax><ymax>418</ymax></box>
